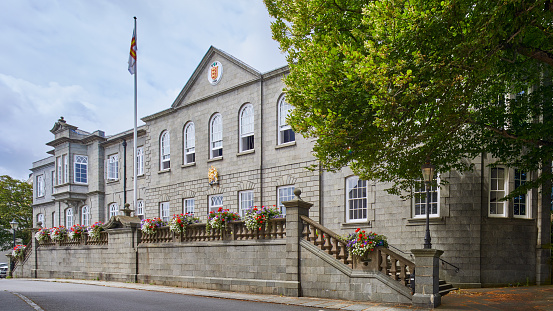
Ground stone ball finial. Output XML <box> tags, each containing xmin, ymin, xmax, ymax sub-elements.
<box><xmin>294</xmin><ymin>188</ymin><xmax>302</xmax><ymax>199</ymax></box>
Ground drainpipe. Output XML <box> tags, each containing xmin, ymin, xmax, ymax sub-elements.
<box><xmin>259</xmin><ymin>76</ymin><xmax>264</xmax><ymax>206</ymax></box>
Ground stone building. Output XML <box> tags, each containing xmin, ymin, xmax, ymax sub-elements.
<box><xmin>30</xmin><ymin>46</ymin><xmax>551</xmax><ymax>288</ymax></box>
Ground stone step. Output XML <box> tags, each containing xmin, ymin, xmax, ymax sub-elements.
<box><xmin>439</xmin><ymin>280</ymin><xmax>458</xmax><ymax>297</ymax></box>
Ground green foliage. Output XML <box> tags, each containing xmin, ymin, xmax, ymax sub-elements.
<box><xmin>265</xmin><ymin>0</ymin><xmax>553</xmax><ymax>196</ymax></box>
<box><xmin>0</xmin><ymin>175</ymin><xmax>33</xmax><ymax>250</ymax></box>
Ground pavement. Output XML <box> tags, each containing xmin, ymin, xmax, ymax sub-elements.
<box><xmin>9</xmin><ymin>278</ymin><xmax>553</xmax><ymax>310</ymax></box>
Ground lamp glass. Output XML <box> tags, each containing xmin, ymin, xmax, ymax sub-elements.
<box><xmin>9</xmin><ymin>219</ymin><xmax>18</xmax><ymax>230</ymax></box>
<box><xmin>421</xmin><ymin>163</ymin><xmax>435</xmax><ymax>183</ymax></box>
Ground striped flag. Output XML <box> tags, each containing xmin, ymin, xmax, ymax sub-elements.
<box><xmin>128</xmin><ymin>27</ymin><xmax>137</xmax><ymax>74</ymax></box>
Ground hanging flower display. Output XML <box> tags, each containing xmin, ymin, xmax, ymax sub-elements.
<box><xmin>50</xmin><ymin>226</ymin><xmax>68</xmax><ymax>241</ymax></box>
<box><xmin>68</xmin><ymin>224</ymin><xmax>86</xmax><ymax>239</ymax></box>
<box><xmin>87</xmin><ymin>222</ymin><xmax>104</xmax><ymax>239</ymax></box>
<box><xmin>140</xmin><ymin>218</ymin><xmax>166</xmax><ymax>235</ymax></box>
<box><xmin>244</xmin><ymin>205</ymin><xmax>281</xmax><ymax>231</ymax></box>
<box><xmin>12</xmin><ymin>245</ymin><xmax>26</xmax><ymax>258</ymax></box>
<box><xmin>35</xmin><ymin>228</ymin><xmax>51</xmax><ymax>242</ymax></box>
<box><xmin>169</xmin><ymin>213</ymin><xmax>200</xmax><ymax>234</ymax></box>
<box><xmin>206</xmin><ymin>208</ymin><xmax>239</xmax><ymax>231</ymax></box>
<box><xmin>344</xmin><ymin>228</ymin><xmax>388</xmax><ymax>257</ymax></box>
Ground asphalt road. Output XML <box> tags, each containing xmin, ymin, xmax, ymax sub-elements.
<box><xmin>0</xmin><ymin>279</ymin><xmax>333</xmax><ymax>311</ymax></box>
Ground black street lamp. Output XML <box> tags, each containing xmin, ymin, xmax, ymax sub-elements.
<box><xmin>9</xmin><ymin>219</ymin><xmax>18</xmax><ymax>275</ymax></box>
<box><xmin>421</xmin><ymin>162</ymin><xmax>435</xmax><ymax>249</ymax></box>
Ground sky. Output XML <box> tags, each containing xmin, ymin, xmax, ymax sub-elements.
<box><xmin>0</xmin><ymin>0</ymin><xmax>287</xmax><ymax>181</ymax></box>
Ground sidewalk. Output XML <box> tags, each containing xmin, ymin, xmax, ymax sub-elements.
<box><xmin>18</xmin><ymin>278</ymin><xmax>553</xmax><ymax>310</ymax></box>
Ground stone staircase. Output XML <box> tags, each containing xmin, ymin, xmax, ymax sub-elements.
<box><xmin>439</xmin><ymin>279</ymin><xmax>458</xmax><ymax>296</ymax></box>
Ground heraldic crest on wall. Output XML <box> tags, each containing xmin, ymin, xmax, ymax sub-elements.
<box><xmin>208</xmin><ymin>61</ymin><xmax>223</xmax><ymax>85</ymax></box>
<box><xmin>208</xmin><ymin>165</ymin><xmax>219</xmax><ymax>185</ymax></box>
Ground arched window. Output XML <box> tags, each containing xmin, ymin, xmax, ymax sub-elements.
<box><xmin>184</xmin><ymin>122</ymin><xmax>195</xmax><ymax>164</ymax></box>
<box><xmin>65</xmin><ymin>208</ymin><xmax>73</xmax><ymax>227</ymax></box>
<box><xmin>210</xmin><ymin>114</ymin><xmax>223</xmax><ymax>158</ymax></box>
<box><xmin>278</xmin><ymin>95</ymin><xmax>295</xmax><ymax>144</ymax></box>
<box><xmin>109</xmin><ymin>203</ymin><xmax>119</xmax><ymax>218</ymax></box>
<box><xmin>81</xmin><ymin>206</ymin><xmax>90</xmax><ymax>226</ymax></box>
<box><xmin>239</xmin><ymin>104</ymin><xmax>254</xmax><ymax>152</ymax></box>
<box><xmin>160</xmin><ymin>131</ymin><xmax>170</xmax><ymax>170</ymax></box>
<box><xmin>37</xmin><ymin>213</ymin><xmax>44</xmax><ymax>228</ymax></box>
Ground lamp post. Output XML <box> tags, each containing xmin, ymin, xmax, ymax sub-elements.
<box><xmin>9</xmin><ymin>219</ymin><xmax>18</xmax><ymax>276</ymax></box>
<box><xmin>421</xmin><ymin>162</ymin><xmax>435</xmax><ymax>249</ymax></box>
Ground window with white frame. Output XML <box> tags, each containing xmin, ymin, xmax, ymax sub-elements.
<box><xmin>277</xmin><ymin>186</ymin><xmax>295</xmax><ymax>215</ymax></box>
<box><xmin>37</xmin><ymin>174</ymin><xmax>45</xmax><ymax>197</ymax></box>
<box><xmin>37</xmin><ymin>213</ymin><xmax>44</xmax><ymax>227</ymax></box>
<box><xmin>184</xmin><ymin>122</ymin><xmax>196</xmax><ymax>164</ymax></box>
<box><xmin>136</xmin><ymin>147</ymin><xmax>144</xmax><ymax>176</ymax></box>
<box><xmin>183</xmin><ymin>198</ymin><xmax>195</xmax><ymax>215</ymax></box>
<box><xmin>109</xmin><ymin>203</ymin><xmax>119</xmax><ymax>218</ymax></box>
<box><xmin>514</xmin><ymin>169</ymin><xmax>529</xmax><ymax>218</ymax></box>
<box><xmin>209</xmin><ymin>194</ymin><xmax>223</xmax><ymax>213</ymax></box>
<box><xmin>57</xmin><ymin>157</ymin><xmax>62</xmax><ymax>185</ymax></box>
<box><xmin>51</xmin><ymin>171</ymin><xmax>55</xmax><ymax>193</ymax></box>
<box><xmin>107</xmin><ymin>154</ymin><xmax>119</xmax><ymax>181</ymax></box>
<box><xmin>136</xmin><ymin>200</ymin><xmax>144</xmax><ymax>219</ymax></box>
<box><xmin>74</xmin><ymin>155</ymin><xmax>88</xmax><ymax>184</ymax></box>
<box><xmin>52</xmin><ymin>211</ymin><xmax>57</xmax><ymax>227</ymax></box>
<box><xmin>278</xmin><ymin>95</ymin><xmax>295</xmax><ymax>145</ymax></box>
<box><xmin>160</xmin><ymin>202</ymin><xmax>170</xmax><ymax>222</ymax></box>
<box><xmin>81</xmin><ymin>206</ymin><xmax>90</xmax><ymax>226</ymax></box>
<box><xmin>63</xmin><ymin>155</ymin><xmax>69</xmax><ymax>183</ymax></box>
<box><xmin>160</xmin><ymin>131</ymin><xmax>171</xmax><ymax>170</ymax></box>
<box><xmin>210</xmin><ymin>114</ymin><xmax>223</xmax><ymax>158</ymax></box>
<box><xmin>65</xmin><ymin>208</ymin><xmax>73</xmax><ymax>228</ymax></box>
<box><xmin>239</xmin><ymin>190</ymin><xmax>254</xmax><ymax>217</ymax></box>
<box><xmin>346</xmin><ymin>176</ymin><xmax>368</xmax><ymax>222</ymax></box>
<box><xmin>489</xmin><ymin>167</ymin><xmax>507</xmax><ymax>217</ymax></box>
<box><xmin>414</xmin><ymin>176</ymin><xmax>440</xmax><ymax>218</ymax></box>
<box><xmin>239</xmin><ymin>104</ymin><xmax>254</xmax><ymax>152</ymax></box>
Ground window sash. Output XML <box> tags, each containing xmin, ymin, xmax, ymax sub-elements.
<box><xmin>37</xmin><ymin>175</ymin><xmax>45</xmax><ymax>197</ymax></box>
<box><xmin>184</xmin><ymin>199</ymin><xmax>195</xmax><ymax>215</ymax></box>
<box><xmin>37</xmin><ymin>213</ymin><xmax>44</xmax><ymax>227</ymax></box>
<box><xmin>277</xmin><ymin>186</ymin><xmax>294</xmax><ymax>215</ymax></box>
<box><xmin>210</xmin><ymin>115</ymin><xmax>223</xmax><ymax>157</ymax></box>
<box><xmin>107</xmin><ymin>155</ymin><xmax>119</xmax><ymax>180</ymax></box>
<box><xmin>414</xmin><ymin>177</ymin><xmax>439</xmax><ymax>218</ymax></box>
<box><xmin>514</xmin><ymin>169</ymin><xmax>528</xmax><ymax>217</ymax></box>
<box><xmin>136</xmin><ymin>147</ymin><xmax>144</xmax><ymax>176</ymax></box>
<box><xmin>66</xmin><ymin>209</ymin><xmax>73</xmax><ymax>228</ymax></box>
<box><xmin>239</xmin><ymin>190</ymin><xmax>254</xmax><ymax>217</ymax></box>
<box><xmin>160</xmin><ymin>202</ymin><xmax>170</xmax><ymax>222</ymax></box>
<box><xmin>489</xmin><ymin>167</ymin><xmax>507</xmax><ymax>216</ymax></box>
<box><xmin>136</xmin><ymin>200</ymin><xmax>144</xmax><ymax>216</ymax></box>
<box><xmin>346</xmin><ymin>177</ymin><xmax>368</xmax><ymax>222</ymax></box>
<box><xmin>209</xmin><ymin>195</ymin><xmax>223</xmax><ymax>213</ymax></box>
<box><xmin>184</xmin><ymin>123</ymin><xmax>196</xmax><ymax>164</ymax></box>
<box><xmin>240</xmin><ymin>105</ymin><xmax>254</xmax><ymax>151</ymax></box>
<box><xmin>278</xmin><ymin>96</ymin><xmax>295</xmax><ymax>144</ymax></box>
<box><xmin>109</xmin><ymin>203</ymin><xmax>119</xmax><ymax>218</ymax></box>
<box><xmin>63</xmin><ymin>155</ymin><xmax>68</xmax><ymax>184</ymax></box>
<box><xmin>74</xmin><ymin>155</ymin><xmax>88</xmax><ymax>184</ymax></box>
<box><xmin>81</xmin><ymin>206</ymin><xmax>90</xmax><ymax>226</ymax></box>
<box><xmin>57</xmin><ymin>157</ymin><xmax>62</xmax><ymax>185</ymax></box>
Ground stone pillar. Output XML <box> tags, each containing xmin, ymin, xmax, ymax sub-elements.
<box><xmin>283</xmin><ymin>189</ymin><xmax>313</xmax><ymax>297</ymax></box>
<box><xmin>411</xmin><ymin>249</ymin><xmax>444</xmax><ymax>308</ymax></box>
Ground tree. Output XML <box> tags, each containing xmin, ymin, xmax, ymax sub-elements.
<box><xmin>264</xmin><ymin>0</ymin><xmax>553</xmax><ymax>197</ymax></box>
<box><xmin>0</xmin><ymin>175</ymin><xmax>33</xmax><ymax>251</ymax></box>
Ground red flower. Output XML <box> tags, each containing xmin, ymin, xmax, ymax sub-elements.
<box><xmin>355</xmin><ymin>228</ymin><xmax>360</xmax><ymax>233</ymax></box>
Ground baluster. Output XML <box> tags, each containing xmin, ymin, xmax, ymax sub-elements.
<box><xmin>390</xmin><ymin>259</ymin><xmax>399</xmax><ymax>281</ymax></box>
<box><xmin>380</xmin><ymin>252</ymin><xmax>388</xmax><ymax>274</ymax></box>
<box><xmin>400</xmin><ymin>265</ymin><xmax>407</xmax><ymax>285</ymax></box>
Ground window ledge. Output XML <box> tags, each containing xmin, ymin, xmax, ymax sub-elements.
<box><xmin>407</xmin><ymin>216</ymin><xmax>445</xmax><ymax>226</ymax></box>
<box><xmin>106</xmin><ymin>179</ymin><xmax>119</xmax><ymax>184</ymax></box>
<box><xmin>158</xmin><ymin>169</ymin><xmax>171</xmax><ymax>174</ymax></box>
<box><xmin>207</xmin><ymin>156</ymin><xmax>223</xmax><ymax>163</ymax></box>
<box><xmin>276</xmin><ymin>141</ymin><xmax>296</xmax><ymax>149</ymax></box>
<box><xmin>341</xmin><ymin>221</ymin><xmax>372</xmax><ymax>229</ymax></box>
<box><xmin>181</xmin><ymin>162</ymin><xmax>196</xmax><ymax>168</ymax></box>
<box><xmin>237</xmin><ymin>149</ymin><xmax>255</xmax><ymax>157</ymax></box>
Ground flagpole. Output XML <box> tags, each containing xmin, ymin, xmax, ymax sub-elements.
<box><xmin>132</xmin><ymin>16</ymin><xmax>138</xmax><ymax>214</ymax></box>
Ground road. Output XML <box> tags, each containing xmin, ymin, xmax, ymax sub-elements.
<box><xmin>0</xmin><ymin>279</ymin><xmax>333</xmax><ymax>311</ymax></box>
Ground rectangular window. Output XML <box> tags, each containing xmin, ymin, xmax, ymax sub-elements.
<box><xmin>489</xmin><ymin>167</ymin><xmax>507</xmax><ymax>217</ymax></box>
<box><xmin>65</xmin><ymin>209</ymin><xmax>73</xmax><ymax>228</ymax></box>
<box><xmin>57</xmin><ymin>157</ymin><xmax>62</xmax><ymax>185</ymax></box>
<box><xmin>160</xmin><ymin>202</ymin><xmax>170</xmax><ymax>222</ymax></box>
<box><xmin>239</xmin><ymin>190</ymin><xmax>254</xmax><ymax>217</ymax></box>
<box><xmin>136</xmin><ymin>200</ymin><xmax>144</xmax><ymax>218</ymax></box>
<box><xmin>52</xmin><ymin>211</ymin><xmax>57</xmax><ymax>227</ymax></box>
<box><xmin>414</xmin><ymin>177</ymin><xmax>439</xmax><ymax>218</ymax></box>
<box><xmin>51</xmin><ymin>171</ymin><xmax>55</xmax><ymax>193</ymax></box>
<box><xmin>183</xmin><ymin>198</ymin><xmax>195</xmax><ymax>215</ymax></box>
<box><xmin>136</xmin><ymin>147</ymin><xmax>144</xmax><ymax>176</ymax></box>
<box><xmin>74</xmin><ymin>155</ymin><xmax>88</xmax><ymax>184</ymax></box>
<box><xmin>209</xmin><ymin>195</ymin><xmax>223</xmax><ymax>213</ymax></box>
<box><xmin>63</xmin><ymin>154</ymin><xmax>68</xmax><ymax>184</ymax></box>
<box><xmin>277</xmin><ymin>186</ymin><xmax>295</xmax><ymax>215</ymax></box>
<box><xmin>346</xmin><ymin>177</ymin><xmax>368</xmax><ymax>222</ymax></box>
<box><xmin>107</xmin><ymin>154</ymin><xmax>119</xmax><ymax>181</ymax></box>
<box><xmin>37</xmin><ymin>175</ymin><xmax>45</xmax><ymax>197</ymax></box>
<box><xmin>514</xmin><ymin>169</ymin><xmax>528</xmax><ymax>218</ymax></box>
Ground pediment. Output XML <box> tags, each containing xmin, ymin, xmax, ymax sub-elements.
<box><xmin>171</xmin><ymin>46</ymin><xmax>261</xmax><ymax>109</ymax></box>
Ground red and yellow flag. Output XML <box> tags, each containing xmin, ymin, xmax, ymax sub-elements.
<box><xmin>128</xmin><ymin>28</ymin><xmax>137</xmax><ymax>74</ymax></box>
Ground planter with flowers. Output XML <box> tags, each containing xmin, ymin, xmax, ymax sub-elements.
<box><xmin>50</xmin><ymin>226</ymin><xmax>68</xmax><ymax>242</ymax></box>
<box><xmin>87</xmin><ymin>222</ymin><xmax>104</xmax><ymax>239</ymax></box>
<box><xmin>12</xmin><ymin>244</ymin><xmax>26</xmax><ymax>260</ymax></box>
<box><xmin>141</xmin><ymin>218</ymin><xmax>166</xmax><ymax>235</ymax></box>
<box><xmin>344</xmin><ymin>228</ymin><xmax>388</xmax><ymax>270</ymax></box>
<box><xmin>68</xmin><ymin>224</ymin><xmax>86</xmax><ymax>241</ymax></box>
<box><xmin>206</xmin><ymin>208</ymin><xmax>240</xmax><ymax>238</ymax></box>
<box><xmin>169</xmin><ymin>213</ymin><xmax>200</xmax><ymax>238</ymax></box>
<box><xmin>244</xmin><ymin>205</ymin><xmax>281</xmax><ymax>235</ymax></box>
<box><xmin>35</xmin><ymin>228</ymin><xmax>51</xmax><ymax>244</ymax></box>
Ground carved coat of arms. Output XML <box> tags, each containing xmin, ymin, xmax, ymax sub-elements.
<box><xmin>208</xmin><ymin>165</ymin><xmax>219</xmax><ymax>185</ymax></box>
